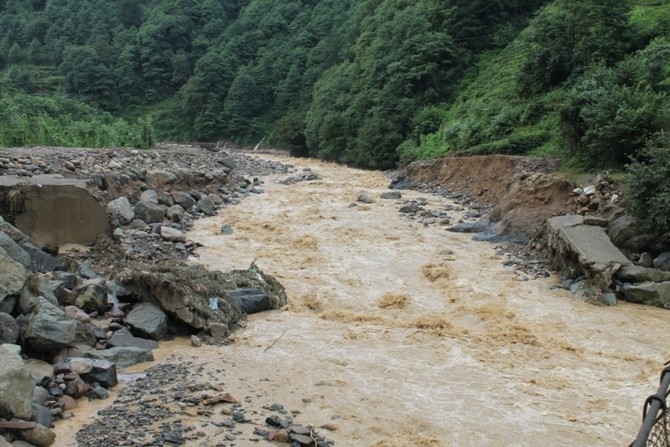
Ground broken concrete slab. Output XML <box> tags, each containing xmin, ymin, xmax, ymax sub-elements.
<box><xmin>547</xmin><ymin>215</ymin><xmax>631</xmax><ymax>293</ymax></box>
<box><xmin>0</xmin><ymin>175</ymin><xmax>110</xmax><ymax>249</ymax></box>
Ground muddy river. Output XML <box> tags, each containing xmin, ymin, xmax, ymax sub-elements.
<box><xmin>59</xmin><ymin>152</ymin><xmax>670</xmax><ymax>446</ymax></box>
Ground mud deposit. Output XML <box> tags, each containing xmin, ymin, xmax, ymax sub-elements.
<box><xmin>60</xmin><ymin>153</ymin><xmax>670</xmax><ymax>447</ymax></box>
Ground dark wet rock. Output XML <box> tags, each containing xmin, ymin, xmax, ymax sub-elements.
<box><xmin>109</xmin><ymin>328</ymin><xmax>159</xmax><ymax>350</ymax></box>
<box><xmin>125</xmin><ymin>303</ymin><xmax>168</xmax><ymax>341</ymax></box>
<box><xmin>107</xmin><ymin>197</ymin><xmax>135</xmax><ymax>226</ymax></box>
<box><xmin>0</xmin><ymin>312</ymin><xmax>19</xmax><ymax>344</ymax></box>
<box><xmin>133</xmin><ymin>201</ymin><xmax>165</xmax><ymax>224</ymax></box>
<box><xmin>357</xmin><ymin>193</ymin><xmax>374</xmax><ymax>204</ymax></box>
<box><xmin>227</xmin><ymin>288</ymin><xmax>271</xmax><ymax>314</ymax></box>
<box><xmin>654</xmin><ymin>252</ymin><xmax>670</xmax><ymax>272</ymax></box>
<box><xmin>616</xmin><ymin>265</ymin><xmax>670</xmax><ymax>283</ymax></box>
<box><xmin>447</xmin><ymin>217</ymin><xmax>492</xmax><ymax>234</ymax></box>
<box><xmin>166</xmin><ymin>204</ymin><xmax>184</xmax><ymax>222</ymax></box>
<box><xmin>81</xmin><ymin>359</ymin><xmax>118</xmax><ymax>388</ymax></box>
<box><xmin>220</xmin><ymin>223</ymin><xmax>234</xmax><ymax>235</ymax></box>
<box><xmin>0</xmin><ymin>344</ymin><xmax>34</xmax><ymax>420</ymax></box>
<box><xmin>621</xmin><ymin>282</ymin><xmax>670</xmax><ymax>308</ymax></box>
<box><xmin>0</xmin><ymin>231</ymin><xmax>31</xmax><ymax>268</ymax></box>
<box><xmin>639</xmin><ymin>252</ymin><xmax>654</xmax><ymax>268</ymax></box>
<box><xmin>86</xmin><ymin>384</ymin><xmax>109</xmax><ymax>400</ymax></box>
<box><xmin>172</xmin><ymin>191</ymin><xmax>196</xmax><ymax>210</ymax></box>
<box><xmin>0</xmin><ymin>245</ymin><xmax>27</xmax><ymax>303</ymax></box>
<box><xmin>399</xmin><ymin>203</ymin><xmax>420</xmax><ymax>214</ymax></box>
<box><xmin>54</xmin><ymin>272</ymin><xmax>79</xmax><ymax>290</ymax></box>
<box><xmin>22</xmin><ymin>299</ymin><xmax>78</xmax><ymax>353</ymax></box>
<box><xmin>198</xmin><ymin>195</ymin><xmax>216</xmax><ymax>216</ymax></box>
<box><xmin>72</xmin><ymin>279</ymin><xmax>108</xmax><ymax>314</ymax></box>
<box><xmin>86</xmin><ymin>346</ymin><xmax>153</xmax><ymax>368</ymax></box>
<box><xmin>380</xmin><ymin>191</ymin><xmax>402</xmax><ymax>200</ymax></box>
<box><xmin>19</xmin><ymin>242</ymin><xmax>62</xmax><ymax>273</ymax></box>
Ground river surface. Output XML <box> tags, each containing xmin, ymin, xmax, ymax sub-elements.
<box><xmin>58</xmin><ymin>152</ymin><xmax>670</xmax><ymax>446</ymax></box>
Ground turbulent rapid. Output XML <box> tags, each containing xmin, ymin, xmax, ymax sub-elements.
<box><xmin>186</xmin><ymin>152</ymin><xmax>670</xmax><ymax>446</ymax></box>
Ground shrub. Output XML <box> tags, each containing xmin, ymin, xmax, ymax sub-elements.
<box><xmin>626</xmin><ymin>132</ymin><xmax>670</xmax><ymax>240</ymax></box>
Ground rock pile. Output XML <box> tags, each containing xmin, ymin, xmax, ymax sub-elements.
<box><xmin>74</xmin><ymin>358</ymin><xmax>335</xmax><ymax>447</ymax></box>
<box><xmin>0</xmin><ymin>145</ymin><xmax>294</xmax><ymax>446</ymax></box>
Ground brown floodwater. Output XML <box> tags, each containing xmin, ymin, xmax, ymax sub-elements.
<box><xmin>57</xmin><ymin>153</ymin><xmax>670</xmax><ymax>447</ymax></box>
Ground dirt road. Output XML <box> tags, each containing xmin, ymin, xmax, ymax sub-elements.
<box><xmin>185</xmin><ymin>153</ymin><xmax>670</xmax><ymax>446</ymax></box>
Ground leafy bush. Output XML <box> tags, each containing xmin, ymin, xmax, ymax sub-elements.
<box><xmin>626</xmin><ymin>132</ymin><xmax>670</xmax><ymax>240</ymax></box>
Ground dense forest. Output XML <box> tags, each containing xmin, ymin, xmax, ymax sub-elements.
<box><xmin>0</xmin><ymin>0</ymin><xmax>668</xmax><ymax>173</ymax></box>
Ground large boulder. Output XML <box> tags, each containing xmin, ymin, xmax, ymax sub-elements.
<box><xmin>86</xmin><ymin>347</ymin><xmax>153</xmax><ymax>368</ymax></box>
<box><xmin>125</xmin><ymin>303</ymin><xmax>168</xmax><ymax>341</ymax></box>
<box><xmin>621</xmin><ymin>282</ymin><xmax>670</xmax><ymax>308</ymax></box>
<box><xmin>71</xmin><ymin>279</ymin><xmax>108</xmax><ymax>313</ymax></box>
<box><xmin>226</xmin><ymin>288</ymin><xmax>270</xmax><ymax>314</ymax></box>
<box><xmin>0</xmin><ymin>231</ymin><xmax>31</xmax><ymax>268</ymax></box>
<box><xmin>198</xmin><ymin>196</ymin><xmax>216</xmax><ymax>216</ymax></box>
<box><xmin>172</xmin><ymin>191</ymin><xmax>196</xmax><ymax>210</ymax></box>
<box><xmin>133</xmin><ymin>201</ymin><xmax>165</xmax><ymax>224</ymax></box>
<box><xmin>616</xmin><ymin>265</ymin><xmax>670</xmax><ymax>283</ymax></box>
<box><xmin>107</xmin><ymin>197</ymin><xmax>135</xmax><ymax>226</ymax></box>
<box><xmin>0</xmin><ymin>344</ymin><xmax>34</xmax><ymax>420</ymax></box>
<box><xmin>109</xmin><ymin>328</ymin><xmax>158</xmax><ymax>350</ymax></box>
<box><xmin>22</xmin><ymin>299</ymin><xmax>78</xmax><ymax>352</ymax></box>
<box><xmin>654</xmin><ymin>252</ymin><xmax>670</xmax><ymax>272</ymax></box>
<box><xmin>0</xmin><ymin>312</ymin><xmax>19</xmax><ymax>344</ymax></box>
<box><xmin>0</xmin><ymin>245</ymin><xmax>27</xmax><ymax>305</ymax></box>
<box><xmin>81</xmin><ymin>359</ymin><xmax>118</xmax><ymax>388</ymax></box>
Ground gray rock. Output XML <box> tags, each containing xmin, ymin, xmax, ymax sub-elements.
<box><xmin>639</xmin><ymin>252</ymin><xmax>654</xmax><ymax>268</ymax></box>
<box><xmin>81</xmin><ymin>359</ymin><xmax>117</xmax><ymax>388</ymax></box>
<box><xmin>380</xmin><ymin>191</ymin><xmax>402</xmax><ymax>200</ymax></box>
<box><xmin>0</xmin><ymin>246</ymin><xmax>27</xmax><ymax>304</ymax></box>
<box><xmin>616</xmin><ymin>265</ymin><xmax>670</xmax><ymax>283</ymax></box>
<box><xmin>76</xmin><ymin>261</ymin><xmax>101</xmax><ymax>279</ymax></box>
<box><xmin>107</xmin><ymin>197</ymin><xmax>135</xmax><ymax>226</ymax></box>
<box><xmin>72</xmin><ymin>279</ymin><xmax>108</xmax><ymax>313</ymax></box>
<box><xmin>87</xmin><ymin>384</ymin><xmax>109</xmax><ymax>400</ymax></box>
<box><xmin>226</xmin><ymin>288</ymin><xmax>270</xmax><ymax>314</ymax></box>
<box><xmin>86</xmin><ymin>347</ymin><xmax>154</xmax><ymax>368</ymax></box>
<box><xmin>621</xmin><ymin>282</ymin><xmax>670</xmax><ymax>308</ymax></box>
<box><xmin>166</xmin><ymin>204</ymin><xmax>185</xmax><ymax>222</ymax></box>
<box><xmin>0</xmin><ymin>435</ymin><xmax>12</xmax><ymax>447</ymax></box>
<box><xmin>16</xmin><ymin>423</ymin><xmax>55</xmax><ymax>447</ymax></box>
<box><xmin>160</xmin><ymin>226</ymin><xmax>186</xmax><ymax>243</ymax></box>
<box><xmin>208</xmin><ymin>194</ymin><xmax>223</xmax><ymax>205</ymax></box>
<box><xmin>139</xmin><ymin>189</ymin><xmax>159</xmax><ymax>205</ymax></box>
<box><xmin>654</xmin><ymin>252</ymin><xmax>670</xmax><ymax>272</ymax></box>
<box><xmin>133</xmin><ymin>201</ymin><xmax>166</xmax><ymax>224</ymax></box>
<box><xmin>32</xmin><ymin>403</ymin><xmax>52</xmax><ymax>428</ymax></box>
<box><xmin>53</xmin><ymin>272</ymin><xmax>78</xmax><ymax>290</ymax></box>
<box><xmin>0</xmin><ymin>312</ymin><xmax>19</xmax><ymax>344</ymax></box>
<box><xmin>172</xmin><ymin>191</ymin><xmax>196</xmax><ymax>210</ymax></box>
<box><xmin>148</xmin><ymin>170</ymin><xmax>177</xmax><ymax>187</ymax></box>
<box><xmin>22</xmin><ymin>299</ymin><xmax>78</xmax><ymax>352</ymax></box>
<box><xmin>198</xmin><ymin>196</ymin><xmax>217</xmax><ymax>216</ymax></box>
<box><xmin>220</xmin><ymin>224</ymin><xmax>234</xmax><ymax>235</ymax></box>
<box><xmin>32</xmin><ymin>385</ymin><xmax>49</xmax><ymax>405</ymax></box>
<box><xmin>125</xmin><ymin>303</ymin><xmax>168</xmax><ymax>340</ymax></box>
<box><xmin>18</xmin><ymin>242</ymin><xmax>59</xmax><ymax>273</ymax></box>
<box><xmin>0</xmin><ymin>344</ymin><xmax>34</xmax><ymax>419</ymax></box>
<box><xmin>109</xmin><ymin>328</ymin><xmax>159</xmax><ymax>350</ymax></box>
<box><xmin>357</xmin><ymin>193</ymin><xmax>374</xmax><ymax>204</ymax></box>
<box><xmin>0</xmin><ymin>231</ymin><xmax>31</xmax><ymax>268</ymax></box>
<box><xmin>447</xmin><ymin>218</ymin><xmax>492</xmax><ymax>234</ymax></box>
<box><xmin>23</xmin><ymin>358</ymin><xmax>53</xmax><ymax>381</ymax></box>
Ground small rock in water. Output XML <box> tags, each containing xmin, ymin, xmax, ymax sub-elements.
<box><xmin>191</xmin><ymin>335</ymin><xmax>203</xmax><ymax>347</ymax></box>
<box><xmin>220</xmin><ymin>224</ymin><xmax>234</xmax><ymax>235</ymax></box>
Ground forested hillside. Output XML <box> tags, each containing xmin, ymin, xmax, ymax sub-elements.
<box><xmin>0</xmin><ymin>0</ymin><xmax>669</xmax><ymax>172</ymax></box>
